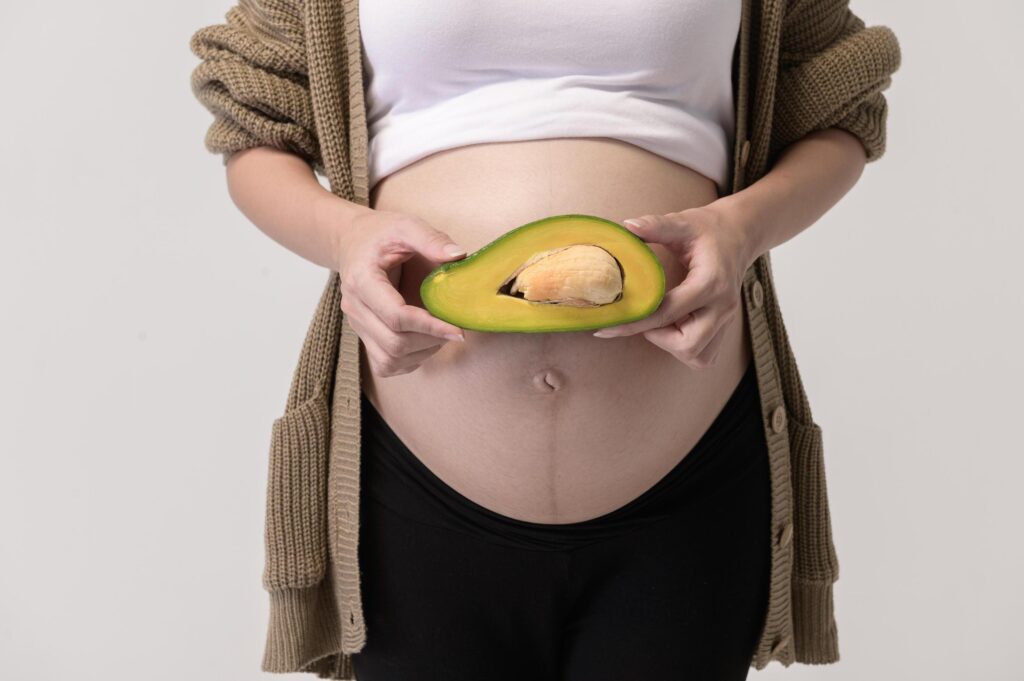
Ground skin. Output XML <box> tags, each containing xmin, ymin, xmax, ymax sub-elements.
<box><xmin>225</xmin><ymin>127</ymin><xmax>865</xmax><ymax>524</ymax></box>
<box><xmin>592</xmin><ymin>127</ymin><xmax>867</xmax><ymax>362</ymax></box>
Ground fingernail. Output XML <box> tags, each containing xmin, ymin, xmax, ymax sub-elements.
<box><xmin>593</xmin><ymin>330</ymin><xmax>615</xmax><ymax>338</ymax></box>
<box><xmin>445</xmin><ymin>333</ymin><xmax>465</xmax><ymax>342</ymax></box>
<box><xmin>443</xmin><ymin>245</ymin><xmax>467</xmax><ymax>258</ymax></box>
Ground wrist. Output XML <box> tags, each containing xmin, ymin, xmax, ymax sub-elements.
<box><xmin>314</xmin><ymin>193</ymin><xmax>376</xmax><ymax>273</ymax></box>
<box><xmin>708</xmin><ymin>190</ymin><xmax>768</xmax><ymax>272</ymax></box>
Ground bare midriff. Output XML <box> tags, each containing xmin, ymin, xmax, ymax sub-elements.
<box><xmin>361</xmin><ymin>136</ymin><xmax>753</xmax><ymax>524</ymax></box>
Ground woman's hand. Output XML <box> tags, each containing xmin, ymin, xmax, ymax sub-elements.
<box><xmin>335</xmin><ymin>209</ymin><xmax>469</xmax><ymax>378</ymax></box>
<box><xmin>592</xmin><ymin>205</ymin><xmax>758</xmax><ymax>370</ymax></box>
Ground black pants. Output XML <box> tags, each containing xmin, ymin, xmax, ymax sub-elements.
<box><xmin>351</xmin><ymin>359</ymin><xmax>771</xmax><ymax>681</ymax></box>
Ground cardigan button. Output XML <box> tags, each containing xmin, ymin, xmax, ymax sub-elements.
<box><xmin>771</xmin><ymin>634</ymin><xmax>791</xmax><ymax>657</ymax></box>
<box><xmin>739</xmin><ymin>138</ymin><xmax>751</xmax><ymax>169</ymax></box>
<box><xmin>751</xmin><ymin>279</ymin><xmax>764</xmax><ymax>309</ymax></box>
<box><xmin>771</xmin><ymin>405</ymin><xmax>787</xmax><ymax>433</ymax></box>
<box><xmin>778</xmin><ymin>521</ymin><xmax>793</xmax><ymax>548</ymax></box>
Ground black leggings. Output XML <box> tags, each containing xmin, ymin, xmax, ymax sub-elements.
<box><xmin>351</xmin><ymin>359</ymin><xmax>771</xmax><ymax>681</ymax></box>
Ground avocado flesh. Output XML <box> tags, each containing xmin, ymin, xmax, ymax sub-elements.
<box><xmin>420</xmin><ymin>214</ymin><xmax>666</xmax><ymax>333</ymax></box>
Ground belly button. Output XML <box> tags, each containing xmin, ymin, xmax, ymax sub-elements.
<box><xmin>532</xmin><ymin>368</ymin><xmax>565</xmax><ymax>393</ymax></box>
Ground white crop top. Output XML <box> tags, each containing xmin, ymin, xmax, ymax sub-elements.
<box><xmin>359</xmin><ymin>0</ymin><xmax>741</xmax><ymax>195</ymax></box>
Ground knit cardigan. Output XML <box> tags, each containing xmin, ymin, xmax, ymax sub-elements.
<box><xmin>189</xmin><ymin>0</ymin><xmax>901</xmax><ymax>676</ymax></box>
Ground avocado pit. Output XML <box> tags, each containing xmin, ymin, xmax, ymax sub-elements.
<box><xmin>497</xmin><ymin>244</ymin><xmax>625</xmax><ymax>307</ymax></box>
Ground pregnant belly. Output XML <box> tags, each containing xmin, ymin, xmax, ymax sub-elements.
<box><xmin>360</xmin><ymin>137</ymin><xmax>753</xmax><ymax>524</ymax></box>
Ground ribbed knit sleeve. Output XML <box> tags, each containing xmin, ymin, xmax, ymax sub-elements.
<box><xmin>770</xmin><ymin>0</ymin><xmax>902</xmax><ymax>163</ymax></box>
<box><xmin>188</xmin><ymin>0</ymin><xmax>323</xmax><ymax>173</ymax></box>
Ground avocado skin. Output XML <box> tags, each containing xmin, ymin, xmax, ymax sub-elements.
<box><xmin>420</xmin><ymin>213</ymin><xmax>666</xmax><ymax>334</ymax></box>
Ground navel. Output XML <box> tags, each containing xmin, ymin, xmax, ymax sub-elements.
<box><xmin>532</xmin><ymin>368</ymin><xmax>565</xmax><ymax>393</ymax></box>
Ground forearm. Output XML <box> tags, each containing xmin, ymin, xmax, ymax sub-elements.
<box><xmin>225</xmin><ymin>146</ymin><xmax>374</xmax><ymax>271</ymax></box>
<box><xmin>713</xmin><ymin>127</ymin><xmax>868</xmax><ymax>267</ymax></box>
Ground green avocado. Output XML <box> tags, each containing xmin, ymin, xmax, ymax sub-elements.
<box><xmin>420</xmin><ymin>213</ymin><xmax>666</xmax><ymax>333</ymax></box>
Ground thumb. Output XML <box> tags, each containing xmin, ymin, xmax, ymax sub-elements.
<box><xmin>621</xmin><ymin>215</ymin><xmax>680</xmax><ymax>247</ymax></box>
<box><xmin>439</xmin><ymin>242</ymin><xmax>468</xmax><ymax>260</ymax></box>
<box><xmin>400</xmin><ymin>220</ymin><xmax>468</xmax><ymax>262</ymax></box>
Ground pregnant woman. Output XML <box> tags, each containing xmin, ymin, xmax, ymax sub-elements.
<box><xmin>189</xmin><ymin>0</ymin><xmax>901</xmax><ymax>679</ymax></box>
<box><xmin>345</xmin><ymin>4</ymin><xmax>771</xmax><ymax>680</ymax></box>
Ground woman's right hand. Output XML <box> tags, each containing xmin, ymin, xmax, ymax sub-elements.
<box><xmin>334</xmin><ymin>208</ymin><xmax>470</xmax><ymax>378</ymax></box>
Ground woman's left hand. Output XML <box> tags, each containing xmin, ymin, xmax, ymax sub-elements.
<box><xmin>592</xmin><ymin>205</ymin><xmax>757</xmax><ymax>370</ymax></box>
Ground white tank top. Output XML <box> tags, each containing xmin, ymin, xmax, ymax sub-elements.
<box><xmin>359</xmin><ymin>0</ymin><xmax>741</xmax><ymax>195</ymax></box>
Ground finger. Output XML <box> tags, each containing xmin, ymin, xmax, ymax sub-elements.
<box><xmin>621</xmin><ymin>214</ymin><xmax>688</xmax><ymax>249</ymax></box>
<box><xmin>367</xmin><ymin>341</ymin><xmax>445</xmax><ymax>377</ymax></box>
<box><xmin>674</xmin><ymin>305</ymin><xmax>729</xmax><ymax>364</ymax></box>
<box><xmin>642</xmin><ymin>308</ymin><xmax>726</xmax><ymax>369</ymax></box>
<box><xmin>593</xmin><ymin>271</ymin><xmax>708</xmax><ymax>338</ymax></box>
<box><xmin>637</xmin><ymin>324</ymin><xmax>682</xmax><ymax>358</ymax></box>
<box><xmin>395</xmin><ymin>218</ymin><xmax>468</xmax><ymax>264</ymax></box>
<box><xmin>364</xmin><ymin>339</ymin><xmax>444</xmax><ymax>377</ymax></box>
<box><xmin>693</xmin><ymin>322</ymin><xmax>729</xmax><ymax>368</ymax></box>
<box><xmin>347</xmin><ymin>295</ymin><xmax>447</xmax><ymax>377</ymax></box>
<box><xmin>656</xmin><ymin>306</ymin><xmax>717</xmax><ymax>357</ymax></box>
<box><xmin>345</xmin><ymin>289</ymin><xmax>452</xmax><ymax>357</ymax></box>
<box><xmin>693</xmin><ymin>298</ymin><xmax>741</xmax><ymax>361</ymax></box>
<box><xmin>354</xmin><ymin>265</ymin><xmax>465</xmax><ymax>340</ymax></box>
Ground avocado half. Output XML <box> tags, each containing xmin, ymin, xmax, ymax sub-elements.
<box><xmin>420</xmin><ymin>214</ymin><xmax>666</xmax><ymax>333</ymax></box>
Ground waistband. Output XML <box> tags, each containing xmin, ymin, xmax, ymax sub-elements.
<box><xmin>359</xmin><ymin>359</ymin><xmax>761</xmax><ymax>551</ymax></box>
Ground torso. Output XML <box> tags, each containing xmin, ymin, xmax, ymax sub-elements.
<box><xmin>361</xmin><ymin>137</ymin><xmax>752</xmax><ymax>524</ymax></box>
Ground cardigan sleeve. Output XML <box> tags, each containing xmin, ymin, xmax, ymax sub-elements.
<box><xmin>188</xmin><ymin>0</ymin><xmax>322</xmax><ymax>172</ymax></box>
<box><xmin>770</xmin><ymin>0</ymin><xmax>902</xmax><ymax>164</ymax></box>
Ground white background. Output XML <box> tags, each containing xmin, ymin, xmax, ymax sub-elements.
<box><xmin>2</xmin><ymin>1</ymin><xmax>1021</xmax><ymax>679</ymax></box>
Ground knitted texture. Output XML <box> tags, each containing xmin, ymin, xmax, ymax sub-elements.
<box><xmin>189</xmin><ymin>0</ymin><xmax>323</xmax><ymax>174</ymax></box>
<box><xmin>188</xmin><ymin>0</ymin><xmax>901</xmax><ymax>677</ymax></box>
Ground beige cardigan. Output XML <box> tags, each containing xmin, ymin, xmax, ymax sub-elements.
<box><xmin>189</xmin><ymin>0</ymin><xmax>901</xmax><ymax>676</ymax></box>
